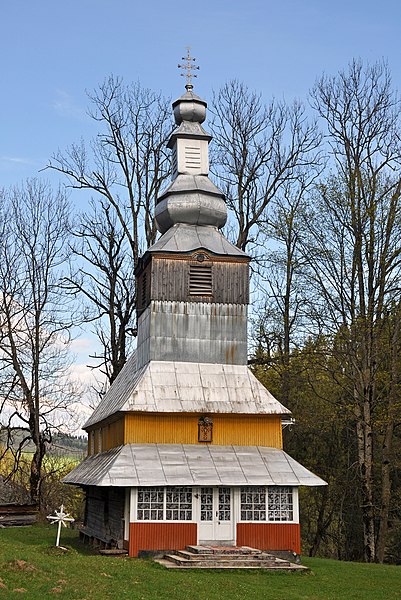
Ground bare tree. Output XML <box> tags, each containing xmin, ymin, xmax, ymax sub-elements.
<box><xmin>210</xmin><ymin>80</ymin><xmax>322</xmax><ymax>253</ymax></box>
<box><xmin>306</xmin><ymin>60</ymin><xmax>401</xmax><ymax>562</ymax></box>
<box><xmin>253</xmin><ymin>178</ymin><xmax>314</xmax><ymax>403</ymax></box>
<box><xmin>67</xmin><ymin>199</ymin><xmax>136</xmax><ymax>386</ymax></box>
<box><xmin>0</xmin><ymin>180</ymin><xmax>79</xmax><ymax>506</ymax></box>
<box><xmin>47</xmin><ymin>77</ymin><xmax>172</xmax><ymax>385</ymax></box>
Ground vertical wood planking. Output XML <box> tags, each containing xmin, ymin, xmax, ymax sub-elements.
<box><xmin>123</xmin><ymin>414</ymin><xmax>283</xmax><ymax>447</ymax></box>
<box><xmin>124</xmin><ymin>414</ymin><xmax>198</xmax><ymax>444</ymax></box>
<box><xmin>88</xmin><ymin>419</ymin><xmax>125</xmax><ymax>452</ymax></box>
<box><xmin>129</xmin><ymin>522</ymin><xmax>197</xmax><ymax>557</ymax></box>
<box><xmin>149</xmin><ymin>257</ymin><xmax>249</xmax><ymax>304</ymax></box>
<box><xmin>236</xmin><ymin>523</ymin><xmax>301</xmax><ymax>554</ymax></box>
<box><xmin>213</xmin><ymin>415</ymin><xmax>283</xmax><ymax>448</ymax></box>
<box><xmin>85</xmin><ymin>487</ymin><xmax>125</xmax><ymax>544</ymax></box>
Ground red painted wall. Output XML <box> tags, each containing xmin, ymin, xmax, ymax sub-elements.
<box><xmin>129</xmin><ymin>522</ymin><xmax>197</xmax><ymax>557</ymax></box>
<box><xmin>236</xmin><ymin>523</ymin><xmax>301</xmax><ymax>555</ymax></box>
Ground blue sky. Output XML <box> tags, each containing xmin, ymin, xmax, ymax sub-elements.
<box><xmin>1</xmin><ymin>0</ymin><xmax>400</xmax><ymax>192</ymax></box>
<box><xmin>1</xmin><ymin>0</ymin><xmax>400</xmax><ymax>400</ymax></box>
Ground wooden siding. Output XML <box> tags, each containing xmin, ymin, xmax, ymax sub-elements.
<box><xmin>138</xmin><ymin>256</ymin><xmax>249</xmax><ymax>311</ymax></box>
<box><xmin>137</xmin><ymin>262</ymin><xmax>151</xmax><ymax>314</ymax></box>
<box><xmin>105</xmin><ymin>420</ymin><xmax>125</xmax><ymax>450</ymax></box>
<box><xmin>212</xmin><ymin>415</ymin><xmax>282</xmax><ymax>447</ymax></box>
<box><xmin>87</xmin><ymin>431</ymin><xmax>94</xmax><ymax>455</ymax></box>
<box><xmin>85</xmin><ymin>487</ymin><xmax>125</xmax><ymax>545</ymax></box>
<box><xmin>236</xmin><ymin>523</ymin><xmax>301</xmax><ymax>555</ymax></box>
<box><xmin>94</xmin><ymin>429</ymin><xmax>101</xmax><ymax>453</ymax></box>
<box><xmin>124</xmin><ymin>414</ymin><xmax>282</xmax><ymax>448</ymax></box>
<box><xmin>129</xmin><ymin>522</ymin><xmax>197</xmax><ymax>557</ymax></box>
<box><xmin>87</xmin><ymin>418</ymin><xmax>125</xmax><ymax>453</ymax></box>
<box><xmin>125</xmin><ymin>413</ymin><xmax>198</xmax><ymax>444</ymax></box>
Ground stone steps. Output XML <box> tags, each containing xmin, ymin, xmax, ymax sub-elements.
<box><xmin>155</xmin><ymin>545</ymin><xmax>308</xmax><ymax>571</ymax></box>
<box><xmin>173</xmin><ymin>549</ymin><xmax>283</xmax><ymax>566</ymax></box>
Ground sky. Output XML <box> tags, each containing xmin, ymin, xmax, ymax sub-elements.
<box><xmin>1</xmin><ymin>0</ymin><xmax>400</xmax><ymax>416</ymax></box>
<box><xmin>1</xmin><ymin>0</ymin><xmax>400</xmax><ymax>189</ymax></box>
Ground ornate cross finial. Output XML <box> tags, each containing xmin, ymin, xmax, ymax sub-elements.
<box><xmin>178</xmin><ymin>47</ymin><xmax>200</xmax><ymax>90</ymax></box>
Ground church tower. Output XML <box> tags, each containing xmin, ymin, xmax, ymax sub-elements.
<box><xmin>135</xmin><ymin>79</ymin><xmax>249</xmax><ymax>370</ymax></box>
<box><xmin>65</xmin><ymin>56</ymin><xmax>325</xmax><ymax>559</ymax></box>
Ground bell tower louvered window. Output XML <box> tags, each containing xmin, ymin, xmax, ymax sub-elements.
<box><xmin>189</xmin><ymin>263</ymin><xmax>212</xmax><ymax>296</ymax></box>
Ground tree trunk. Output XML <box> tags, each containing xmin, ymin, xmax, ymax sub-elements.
<box><xmin>355</xmin><ymin>397</ymin><xmax>375</xmax><ymax>562</ymax></box>
<box><xmin>308</xmin><ymin>487</ymin><xmax>329</xmax><ymax>557</ymax></box>
<box><xmin>376</xmin><ymin>312</ymin><xmax>399</xmax><ymax>562</ymax></box>
<box><xmin>29</xmin><ymin>440</ymin><xmax>45</xmax><ymax>507</ymax></box>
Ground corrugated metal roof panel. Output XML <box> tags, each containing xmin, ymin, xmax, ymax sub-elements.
<box><xmin>63</xmin><ymin>444</ymin><xmax>327</xmax><ymax>488</ymax></box>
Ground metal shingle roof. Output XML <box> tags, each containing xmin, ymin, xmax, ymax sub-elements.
<box><xmin>63</xmin><ymin>444</ymin><xmax>327</xmax><ymax>487</ymax></box>
<box><xmin>147</xmin><ymin>223</ymin><xmax>247</xmax><ymax>257</ymax></box>
<box><xmin>84</xmin><ymin>359</ymin><xmax>291</xmax><ymax>428</ymax></box>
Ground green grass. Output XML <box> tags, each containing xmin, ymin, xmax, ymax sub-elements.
<box><xmin>0</xmin><ymin>525</ymin><xmax>400</xmax><ymax>599</ymax></box>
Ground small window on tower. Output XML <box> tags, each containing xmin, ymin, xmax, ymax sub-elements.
<box><xmin>189</xmin><ymin>264</ymin><xmax>212</xmax><ymax>296</ymax></box>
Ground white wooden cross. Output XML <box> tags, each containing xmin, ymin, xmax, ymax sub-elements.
<box><xmin>46</xmin><ymin>504</ymin><xmax>75</xmax><ymax>547</ymax></box>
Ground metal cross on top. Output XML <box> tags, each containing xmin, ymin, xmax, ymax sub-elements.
<box><xmin>178</xmin><ymin>47</ymin><xmax>200</xmax><ymax>90</ymax></box>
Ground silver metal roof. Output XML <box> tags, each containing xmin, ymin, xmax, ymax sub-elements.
<box><xmin>84</xmin><ymin>358</ymin><xmax>291</xmax><ymax>428</ymax></box>
<box><xmin>148</xmin><ymin>223</ymin><xmax>247</xmax><ymax>257</ymax></box>
<box><xmin>63</xmin><ymin>444</ymin><xmax>327</xmax><ymax>487</ymax></box>
<box><xmin>158</xmin><ymin>175</ymin><xmax>223</xmax><ymax>201</ymax></box>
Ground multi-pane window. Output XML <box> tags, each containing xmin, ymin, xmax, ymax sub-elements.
<box><xmin>268</xmin><ymin>486</ymin><xmax>293</xmax><ymax>521</ymax></box>
<box><xmin>137</xmin><ymin>487</ymin><xmax>164</xmax><ymax>521</ymax></box>
<box><xmin>200</xmin><ymin>487</ymin><xmax>213</xmax><ymax>521</ymax></box>
<box><xmin>166</xmin><ymin>487</ymin><xmax>192</xmax><ymax>521</ymax></box>
<box><xmin>137</xmin><ymin>487</ymin><xmax>192</xmax><ymax>521</ymax></box>
<box><xmin>218</xmin><ymin>487</ymin><xmax>231</xmax><ymax>521</ymax></box>
<box><xmin>240</xmin><ymin>487</ymin><xmax>266</xmax><ymax>521</ymax></box>
<box><xmin>240</xmin><ymin>486</ymin><xmax>293</xmax><ymax>522</ymax></box>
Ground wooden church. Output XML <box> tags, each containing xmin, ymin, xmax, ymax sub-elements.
<box><xmin>64</xmin><ymin>73</ymin><xmax>326</xmax><ymax>559</ymax></box>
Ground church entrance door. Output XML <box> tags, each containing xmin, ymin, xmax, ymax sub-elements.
<box><xmin>198</xmin><ymin>487</ymin><xmax>234</xmax><ymax>544</ymax></box>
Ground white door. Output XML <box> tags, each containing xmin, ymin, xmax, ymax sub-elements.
<box><xmin>198</xmin><ymin>487</ymin><xmax>234</xmax><ymax>543</ymax></box>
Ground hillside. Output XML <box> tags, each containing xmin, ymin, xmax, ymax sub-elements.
<box><xmin>0</xmin><ymin>428</ymin><xmax>86</xmax><ymax>457</ymax></box>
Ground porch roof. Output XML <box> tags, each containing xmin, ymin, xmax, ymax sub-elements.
<box><xmin>63</xmin><ymin>444</ymin><xmax>326</xmax><ymax>488</ymax></box>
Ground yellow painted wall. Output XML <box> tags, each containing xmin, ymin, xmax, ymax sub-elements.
<box><xmin>107</xmin><ymin>419</ymin><xmax>125</xmax><ymax>448</ymax></box>
<box><xmin>212</xmin><ymin>415</ymin><xmax>282</xmax><ymax>447</ymax></box>
<box><xmin>124</xmin><ymin>413</ymin><xmax>283</xmax><ymax>448</ymax></box>
<box><xmin>88</xmin><ymin>413</ymin><xmax>283</xmax><ymax>453</ymax></box>
<box><xmin>87</xmin><ymin>419</ymin><xmax>125</xmax><ymax>454</ymax></box>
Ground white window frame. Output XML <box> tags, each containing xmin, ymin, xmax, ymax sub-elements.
<box><xmin>267</xmin><ymin>486</ymin><xmax>294</xmax><ymax>522</ymax></box>
<box><xmin>240</xmin><ymin>486</ymin><xmax>267</xmax><ymax>521</ymax></box>
<box><xmin>239</xmin><ymin>486</ymin><xmax>299</xmax><ymax>524</ymax></box>
<box><xmin>129</xmin><ymin>486</ymin><xmax>299</xmax><ymax>526</ymax></box>
<box><xmin>133</xmin><ymin>486</ymin><xmax>193</xmax><ymax>522</ymax></box>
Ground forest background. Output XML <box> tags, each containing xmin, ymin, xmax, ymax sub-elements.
<box><xmin>1</xmin><ymin>0</ymin><xmax>401</xmax><ymax>568</ymax></box>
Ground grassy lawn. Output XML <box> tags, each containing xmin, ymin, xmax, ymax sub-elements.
<box><xmin>0</xmin><ymin>525</ymin><xmax>400</xmax><ymax>599</ymax></box>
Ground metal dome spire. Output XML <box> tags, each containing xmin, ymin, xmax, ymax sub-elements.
<box><xmin>154</xmin><ymin>51</ymin><xmax>227</xmax><ymax>234</ymax></box>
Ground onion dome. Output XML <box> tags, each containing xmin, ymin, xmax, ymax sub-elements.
<box><xmin>154</xmin><ymin>83</ymin><xmax>227</xmax><ymax>234</ymax></box>
<box><xmin>172</xmin><ymin>84</ymin><xmax>207</xmax><ymax>125</ymax></box>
